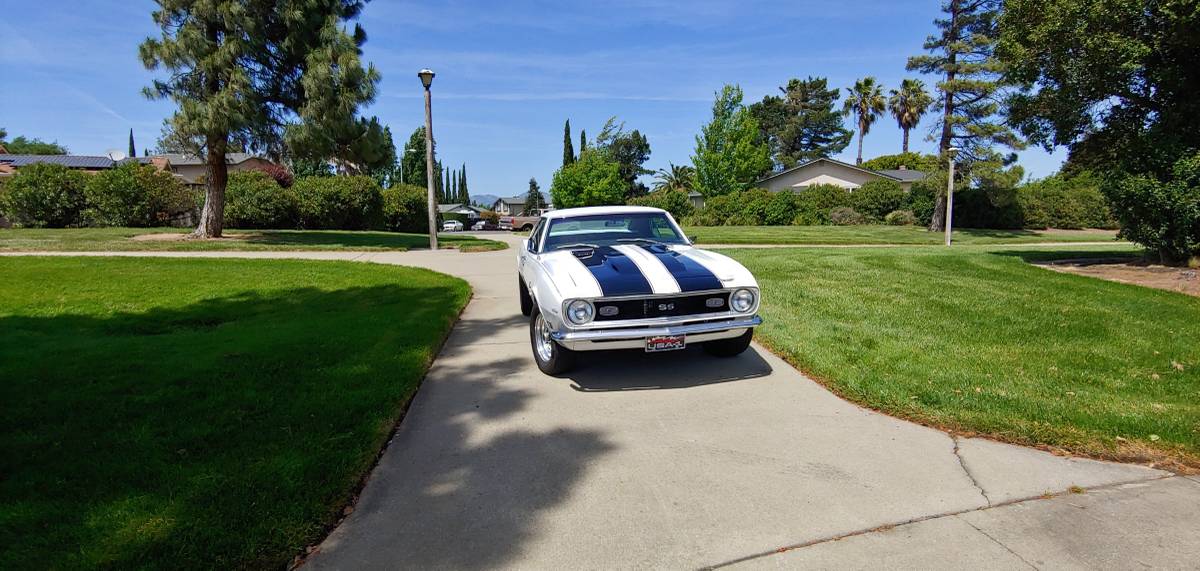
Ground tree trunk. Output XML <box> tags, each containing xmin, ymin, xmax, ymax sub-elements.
<box><xmin>192</xmin><ymin>135</ymin><xmax>228</xmax><ymax>238</ymax></box>
<box><xmin>856</xmin><ymin>120</ymin><xmax>865</xmax><ymax>165</ymax></box>
<box><xmin>902</xmin><ymin>128</ymin><xmax>910</xmax><ymax>153</ymax></box>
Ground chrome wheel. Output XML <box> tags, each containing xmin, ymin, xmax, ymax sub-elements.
<box><xmin>534</xmin><ymin>312</ymin><xmax>555</xmax><ymax>363</ymax></box>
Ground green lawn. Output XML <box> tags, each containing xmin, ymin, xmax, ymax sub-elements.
<box><xmin>728</xmin><ymin>245</ymin><xmax>1198</xmax><ymax>470</ymax></box>
<box><xmin>0</xmin><ymin>227</ymin><xmax>506</xmax><ymax>252</ymax></box>
<box><xmin>687</xmin><ymin>225</ymin><xmax>1123</xmax><ymax>245</ymax></box>
<box><xmin>0</xmin><ymin>257</ymin><xmax>471</xmax><ymax>569</ymax></box>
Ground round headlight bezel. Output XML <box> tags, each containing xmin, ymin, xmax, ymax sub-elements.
<box><xmin>565</xmin><ymin>299</ymin><xmax>595</xmax><ymax>325</ymax></box>
<box><xmin>730</xmin><ymin>288</ymin><xmax>757</xmax><ymax>313</ymax></box>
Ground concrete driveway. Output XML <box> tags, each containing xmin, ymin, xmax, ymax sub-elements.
<box><xmin>11</xmin><ymin>239</ymin><xmax>1196</xmax><ymax>568</ymax></box>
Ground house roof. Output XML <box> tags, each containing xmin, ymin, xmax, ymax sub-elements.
<box><xmin>0</xmin><ymin>154</ymin><xmax>116</xmax><ymax>168</ymax></box>
<box><xmin>755</xmin><ymin>157</ymin><xmax>926</xmax><ymax>185</ymax></box>
<box><xmin>493</xmin><ymin>196</ymin><xmax>526</xmax><ymax>206</ymax></box>
<box><xmin>875</xmin><ymin>168</ymin><xmax>927</xmax><ymax>182</ymax></box>
<box><xmin>158</xmin><ymin>152</ymin><xmax>261</xmax><ymax>166</ymax></box>
<box><xmin>438</xmin><ymin>203</ymin><xmax>483</xmax><ymax>214</ymax></box>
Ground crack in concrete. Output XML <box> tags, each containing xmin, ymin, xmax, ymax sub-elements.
<box><xmin>951</xmin><ymin>435</ymin><xmax>992</xmax><ymax>506</ymax></box>
<box><xmin>961</xmin><ymin>517</ymin><xmax>1041</xmax><ymax>570</ymax></box>
<box><xmin>698</xmin><ymin>475</ymin><xmax>1177</xmax><ymax>570</ymax></box>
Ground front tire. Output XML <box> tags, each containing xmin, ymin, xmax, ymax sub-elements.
<box><xmin>530</xmin><ymin>307</ymin><xmax>575</xmax><ymax>375</ymax></box>
<box><xmin>703</xmin><ymin>329</ymin><xmax>754</xmax><ymax>357</ymax></box>
<box><xmin>518</xmin><ymin>278</ymin><xmax>533</xmax><ymax>316</ymax></box>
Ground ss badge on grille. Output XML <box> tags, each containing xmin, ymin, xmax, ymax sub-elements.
<box><xmin>657</xmin><ymin>302</ymin><xmax>675</xmax><ymax>311</ymax></box>
<box><xmin>598</xmin><ymin>305</ymin><xmax>619</xmax><ymax>317</ymax></box>
<box><xmin>705</xmin><ymin>297</ymin><xmax>725</xmax><ymax>308</ymax></box>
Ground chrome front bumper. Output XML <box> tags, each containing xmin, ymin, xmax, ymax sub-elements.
<box><xmin>550</xmin><ymin>316</ymin><xmax>762</xmax><ymax>351</ymax></box>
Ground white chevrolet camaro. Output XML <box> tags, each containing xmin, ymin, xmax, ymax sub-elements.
<box><xmin>517</xmin><ymin>206</ymin><xmax>762</xmax><ymax>375</ymax></box>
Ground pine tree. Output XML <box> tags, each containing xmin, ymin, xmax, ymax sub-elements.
<box><xmin>907</xmin><ymin>0</ymin><xmax>1023</xmax><ymax>231</ymax></box>
<box><xmin>563</xmin><ymin>120</ymin><xmax>575</xmax><ymax>166</ymax></box>
<box><xmin>140</xmin><ymin>0</ymin><xmax>379</xmax><ymax>237</ymax></box>
<box><xmin>525</xmin><ymin>177</ymin><xmax>547</xmax><ymax>214</ymax></box>
<box><xmin>127</xmin><ymin>129</ymin><xmax>136</xmax><ymax>158</ymax></box>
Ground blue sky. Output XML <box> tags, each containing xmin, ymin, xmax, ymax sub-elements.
<box><xmin>0</xmin><ymin>0</ymin><xmax>1066</xmax><ymax>199</ymax></box>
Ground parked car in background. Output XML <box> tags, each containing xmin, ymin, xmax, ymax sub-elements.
<box><xmin>472</xmin><ymin>220</ymin><xmax>498</xmax><ymax>231</ymax></box>
<box><xmin>499</xmin><ymin>215</ymin><xmax>539</xmax><ymax>231</ymax></box>
<box><xmin>441</xmin><ymin>220</ymin><xmax>464</xmax><ymax>232</ymax></box>
<box><xmin>517</xmin><ymin>206</ymin><xmax>762</xmax><ymax>375</ymax></box>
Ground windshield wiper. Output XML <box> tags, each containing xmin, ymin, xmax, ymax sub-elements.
<box><xmin>554</xmin><ymin>242</ymin><xmax>599</xmax><ymax>251</ymax></box>
<box><xmin>616</xmin><ymin>237</ymin><xmax>665</xmax><ymax>245</ymax></box>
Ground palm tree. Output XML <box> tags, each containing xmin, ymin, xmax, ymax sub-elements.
<box><xmin>652</xmin><ymin>163</ymin><xmax>695</xmax><ymax>192</ymax></box>
<box><xmin>841</xmin><ymin>77</ymin><xmax>887</xmax><ymax>165</ymax></box>
<box><xmin>888</xmin><ymin>78</ymin><xmax>933</xmax><ymax>153</ymax></box>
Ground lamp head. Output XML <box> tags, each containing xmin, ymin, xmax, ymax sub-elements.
<box><xmin>418</xmin><ymin>69</ymin><xmax>435</xmax><ymax>88</ymax></box>
<box><xmin>947</xmin><ymin>146</ymin><xmax>960</xmax><ymax>157</ymax></box>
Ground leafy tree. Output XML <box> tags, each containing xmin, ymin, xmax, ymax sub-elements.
<box><xmin>842</xmin><ymin>77</ymin><xmax>887</xmax><ymax>165</ymax></box>
<box><xmin>0</xmin><ymin>129</ymin><xmax>68</xmax><ymax>154</ymax></box>
<box><xmin>653</xmin><ymin>163</ymin><xmax>695</xmax><ymax>192</ymax></box>
<box><xmin>692</xmin><ymin>85</ymin><xmax>772</xmax><ymax>197</ymax></box>
<box><xmin>562</xmin><ymin>119</ymin><xmax>575</xmax><ymax>166</ymax></box>
<box><xmin>907</xmin><ymin>0</ymin><xmax>1023</xmax><ymax>231</ymax></box>
<box><xmin>594</xmin><ymin>117</ymin><xmax>652</xmax><ymax>198</ymax></box>
<box><xmin>400</xmin><ymin>127</ymin><xmax>438</xmax><ymax>189</ymax></box>
<box><xmin>749</xmin><ymin>77</ymin><xmax>851</xmax><ymax>169</ymax></box>
<box><xmin>140</xmin><ymin>0</ymin><xmax>379</xmax><ymax>238</ymax></box>
<box><xmin>550</xmin><ymin>149</ymin><xmax>625</xmax><ymax>208</ymax></box>
<box><xmin>127</xmin><ymin>129</ymin><xmax>137</xmax><ymax>158</ymax></box>
<box><xmin>524</xmin><ymin>177</ymin><xmax>547</xmax><ymax>214</ymax></box>
<box><xmin>862</xmin><ymin>152</ymin><xmax>941</xmax><ymax>172</ymax></box>
<box><xmin>888</xmin><ymin>79</ymin><xmax>933</xmax><ymax>153</ymax></box>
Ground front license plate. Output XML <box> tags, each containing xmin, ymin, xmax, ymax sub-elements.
<box><xmin>645</xmin><ymin>334</ymin><xmax>686</xmax><ymax>352</ymax></box>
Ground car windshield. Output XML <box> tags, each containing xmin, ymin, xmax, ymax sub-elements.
<box><xmin>543</xmin><ymin>212</ymin><xmax>688</xmax><ymax>251</ymax></box>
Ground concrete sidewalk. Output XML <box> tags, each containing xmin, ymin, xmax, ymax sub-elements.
<box><xmin>7</xmin><ymin>242</ymin><xmax>1196</xmax><ymax>569</ymax></box>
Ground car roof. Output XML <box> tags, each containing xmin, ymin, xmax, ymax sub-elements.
<box><xmin>541</xmin><ymin>206</ymin><xmax>666</xmax><ymax>220</ymax></box>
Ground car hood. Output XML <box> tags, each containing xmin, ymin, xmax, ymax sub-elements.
<box><xmin>538</xmin><ymin>244</ymin><xmax>757</xmax><ymax>299</ymax></box>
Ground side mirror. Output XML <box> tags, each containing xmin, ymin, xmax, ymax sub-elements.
<box><xmin>688</xmin><ymin>235</ymin><xmax>698</xmax><ymax>244</ymax></box>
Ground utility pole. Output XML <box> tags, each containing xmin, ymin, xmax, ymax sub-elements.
<box><xmin>944</xmin><ymin>147</ymin><xmax>959</xmax><ymax>246</ymax></box>
<box><xmin>419</xmin><ymin>69</ymin><xmax>438</xmax><ymax>250</ymax></box>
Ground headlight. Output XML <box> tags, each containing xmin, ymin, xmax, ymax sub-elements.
<box><xmin>565</xmin><ymin>299</ymin><xmax>595</xmax><ymax>325</ymax></box>
<box><xmin>730</xmin><ymin>288</ymin><xmax>757</xmax><ymax>313</ymax></box>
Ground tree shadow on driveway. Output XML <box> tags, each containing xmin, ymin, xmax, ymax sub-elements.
<box><xmin>565</xmin><ymin>345</ymin><xmax>773</xmax><ymax>392</ymax></box>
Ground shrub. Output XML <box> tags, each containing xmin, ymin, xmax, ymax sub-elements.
<box><xmin>761</xmin><ymin>190</ymin><xmax>800</xmax><ymax>225</ymax></box>
<box><xmin>861</xmin><ymin>152</ymin><xmax>941</xmax><ymax>173</ymax></box>
<box><xmin>725</xmin><ymin>212</ymin><xmax>759</xmax><ymax>226</ymax></box>
<box><xmin>253</xmin><ymin>163</ymin><xmax>295</xmax><ymax>188</ymax></box>
<box><xmin>850</xmin><ymin>179</ymin><xmax>906</xmax><ymax>221</ymax></box>
<box><xmin>829</xmin><ymin>206</ymin><xmax>866</xmax><ymax>225</ymax></box>
<box><xmin>794</xmin><ymin>184</ymin><xmax>851</xmax><ymax>225</ymax></box>
<box><xmin>884</xmin><ymin>209</ymin><xmax>918</xmax><ymax>225</ymax></box>
<box><xmin>907</xmin><ymin>174</ymin><xmax>942</xmax><ymax>227</ymax></box>
<box><xmin>82</xmin><ymin>162</ymin><xmax>193</xmax><ymax>227</ymax></box>
<box><xmin>1</xmin><ymin>163</ymin><xmax>89</xmax><ymax>227</ymax></box>
<box><xmin>693</xmin><ymin>192</ymin><xmax>743</xmax><ymax>225</ymax></box>
<box><xmin>293</xmin><ymin>175</ymin><xmax>383</xmax><ymax>230</ymax></box>
<box><xmin>480</xmin><ymin>210</ymin><xmax>499</xmax><ymax>224</ymax></box>
<box><xmin>626</xmin><ymin>187</ymin><xmax>694</xmax><ymax>219</ymax></box>
<box><xmin>956</xmin><ymin>184</ymin><xmax>1024</xmax><ymax>229</ymax></box>
<box><xmin>381</xmin><ymin>185</ymin><xmax>430</xmax><ymax>233</ymax></box>
<box><xmin>1017</xmin><ymin>172</ymin><xmax>1116</xmax><ymax>230</ymax></box>
<box><xmin>1104</xmin><ymin>152</ymin><xmax>1200</xmax><ymax>264</ymax></box>
<box><xmin>224</xmin><ymin>171</ymin><xmax>297</xmax><ymax>229</ymax></box>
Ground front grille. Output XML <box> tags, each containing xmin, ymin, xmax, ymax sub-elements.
<box><xmin>593</xmin><ymin>292</ymin><xmax>731</xmax><ymax>321</ymax></box>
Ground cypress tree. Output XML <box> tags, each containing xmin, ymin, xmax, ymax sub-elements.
<box><xmin>579</xmin><ymin>129</ymin><xmax>587</xmax><ymax>153</ymax></box>
<box><xmin>127</xmin><ymin>129</ymin><xmax>136</xmax><ymax>158</ymax></box>
<box><xmin>459</xmin><ymin>164</ymin><xmax>469</xmax><ymax>205</ymax></box>
<box><xmin>563</xmin><ymin>119</ymin><xmax>575</xmax><ymax>166</ymax></box>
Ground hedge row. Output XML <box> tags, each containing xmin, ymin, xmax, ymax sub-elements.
<box><xmin>225</xmin><ymin>171</ymin><xmax>430</xmax><ymax>233</ymax></box>
<box><xmin>0</xmin><ymin>162</ymin><xmax>193</xmax><ymax>228</ymax></box>
<box><xmin>680</xmin><ymin>173</ymin><xmax>1116</xmax><ymax>229</ymax></box>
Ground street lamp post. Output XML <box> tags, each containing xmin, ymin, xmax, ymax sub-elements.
<box><xmin>944</xmin><ymin>146</ymin><xmax>959</xmax><ymax>247</ymax></box>
<box><xmin>419</xmin><ymin>68</ymin><xmax>438</xmax><ymax>250</ymax></box>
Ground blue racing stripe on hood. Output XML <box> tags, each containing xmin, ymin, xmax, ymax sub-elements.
<box><xmin>639</xmin><ymin>244</ymin><xmax>723</xmax><ymax>291</ymax></box>
<box><xmin>575</xmin><ymin>245</ymin><xmax>653</xmax><ymax>296</ymax></box>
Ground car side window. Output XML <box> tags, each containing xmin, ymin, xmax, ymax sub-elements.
<box><xmin>528</xmin><ymin>219</ymin><xmax>546</xmax><ymax>253</ymax></box>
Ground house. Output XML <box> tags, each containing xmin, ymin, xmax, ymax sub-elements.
<box><xmin>156</xmin><ymin>153</ymin><xmax>277</xmax><ymax>186</ymax></box>
<box><xmin>438</xmin><ymin>203</ymin><xmax>484</xmax><ymax>220</ymax></box>
<box><xmin>688</xmin><ymin>157</ymin><xmax>929</xmax><ymax>209</ymax></box>
<box><xmin>491</xmin><ymin>196</ymin><xmax>526</xmax><ymax>215</ymax></box>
